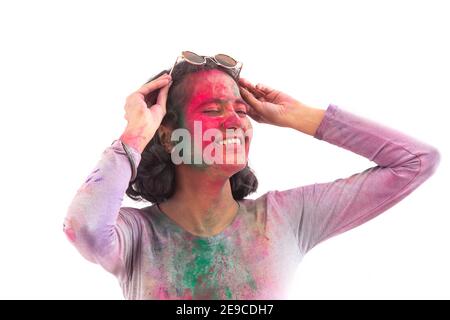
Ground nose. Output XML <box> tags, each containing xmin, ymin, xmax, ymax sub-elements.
<box><xmin>222</xmin><ymin>109</ymin><xmax>242</xmax><ymax>130</ymax></box>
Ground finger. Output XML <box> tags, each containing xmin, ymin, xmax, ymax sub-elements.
<box><xmin>240</xmin><ymin>83</ymin><xmax>265</xmax><ymax>101</ymax></box>
<box><xmin>249</xmin><ymin>86</ymin><xmax>266</xmax><ymax>99</ymax></box>
<box><xmin>136</xmin><ymin>75</ymin><xmax>171</xmax><ymax>95</ymax></box>
<box><xmin>255</xmin><ymin>83</ymin><xmax>275</xmax><ymax>94</ymax></box>
<box><xmin>149</xmin><ymin>81</ymin><xmax>172</xmax><ymax>120</ymax></box>
<box><xmin>138</xmin><ymin>74</ymin><xmax>171</xmax><ymax>94</ymax></box>
<box><xmin>149</xmin><ymin>103</ymin><xmax>165</xmax><ymax>121</ymax></box>
<box><xmin>239</xmin><ymin>78</ymin><xmax>262</xmax><ymax>95</ymax></box>
<box><xmin>239</xmin><ymin>81</ymin><xmax>265</xmax><ymax>99</ymax></box>
<box><xmin>238</xmin><ymin>77</ymin><xmax>255</xmax><ymax>89</ymax></box>
<box><xmin>239</xmin><ymin>87</ymin><xmax>264</xmax><ymax>113</ymax></box>
<box><xmin>155</xmin><ymin>81</ymin><xmax>172</xmax><ymax>112</ymax></box>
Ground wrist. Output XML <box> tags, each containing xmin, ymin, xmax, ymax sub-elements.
<box><xmin>288</xmin><ymin>103</ymin><xmax>326</xmax><ymax>136</ymax></box>
<box><xmin>119</xmin><ymin>130</ymin><xmax>150</xmax><ymax>154</ymax></box>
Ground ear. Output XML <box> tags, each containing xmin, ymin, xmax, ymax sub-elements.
<box><xmin>157</xmin><ymin>125</ymin><xmax>173</xmax><ymax>153</ymax></box>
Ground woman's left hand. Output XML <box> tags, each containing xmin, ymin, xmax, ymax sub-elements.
<box><xmin>238</xmin><ymin>77</ymin><xmax>303</xmax><ymax>128</ymax></box>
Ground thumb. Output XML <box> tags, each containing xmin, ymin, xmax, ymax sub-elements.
<box><xmin>149</xmin><ymin>103</ymin><xmax>166</xmax><ymax>121</ymax></box>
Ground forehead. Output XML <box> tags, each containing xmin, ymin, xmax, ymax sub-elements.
<box><xmin>185</xmin><ymin>70</ymin><xmax>240</xmax><ymax>109</ymax></box>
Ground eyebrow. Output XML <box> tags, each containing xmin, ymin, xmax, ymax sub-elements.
<box><xmin>195</xmin><ymin>98</ymin><xmax>248</xmax><ymax>109</ymax></box>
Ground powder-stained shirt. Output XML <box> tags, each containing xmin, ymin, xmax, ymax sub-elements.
<box><xmin>64</xmin><ymin>104</ymin><xmax>440</xmax><ymax>299</ymax></box>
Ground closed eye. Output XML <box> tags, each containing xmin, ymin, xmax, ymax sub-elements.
<box><xmin>202</xmin><ymin>110</ymin><xmax>220</xmax><ymax>114</ymax></box>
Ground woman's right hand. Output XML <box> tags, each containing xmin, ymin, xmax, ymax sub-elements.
<box><xmin>120</xmin><ymin>73</ymin><xmax>172</xmax><ymax>153</ymax></box>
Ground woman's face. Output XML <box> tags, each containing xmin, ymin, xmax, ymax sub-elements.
<box><xmin>177</xmin><ymin>69</ymin><xmax>253</xmax><ymax>173</ymax></box>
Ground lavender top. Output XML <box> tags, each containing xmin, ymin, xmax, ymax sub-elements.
<box><xmin>64</xmin><ymin>104</ymin><xmax>440</xmax><ymax>299</ymax></box>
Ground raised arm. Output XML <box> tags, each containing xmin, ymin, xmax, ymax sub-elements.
<box><xmin>63</xmin><ymin>74</ymin><xmax>172</xmax><ymax>277</ymax></box>
<box><xmin>239</xmin><ymin>79</ymin><xmax>440</xmax><ymax>254</ymax></box>
<box><xmin>268</xmin><ymin>104</ymin><xmax>440</xmax><ymax>253</ymax></box>
<box><xmin>63</xmin><ymin>140</ymin><xmax>143</xmax><ymax>275</ymax></box>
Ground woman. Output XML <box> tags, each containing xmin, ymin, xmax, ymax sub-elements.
<box><xmin>64</xmin><ymin>51</ymin><xmax>440</xmax><ymax>299</ymax></box>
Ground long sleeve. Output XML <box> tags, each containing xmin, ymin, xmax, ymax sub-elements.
<box><xmin>265</xmin><ymin>104</ymin><xmax>441</xmax><ymax>255</ymax></box>
<box><xmin>63</xmin><ymin>139</ymin><xmax>142</xmax><ymax>279</ymax></box>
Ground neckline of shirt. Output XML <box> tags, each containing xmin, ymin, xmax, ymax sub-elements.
<box><xmin>152</xmin><ymin>200</ymin><xmax>243</xmax><ymax>243</ymax></box>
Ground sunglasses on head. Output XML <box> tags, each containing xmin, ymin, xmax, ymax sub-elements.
<box><xmin>168</xmin><ymin>51</ymin><xmax>243</xmax><ymax>79</ymax></box>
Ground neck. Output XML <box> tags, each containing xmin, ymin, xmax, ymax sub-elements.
<box><xmin>159</xmin><ymin>165</ymin><xmax>239</xmax><ymax>237</ymax></box>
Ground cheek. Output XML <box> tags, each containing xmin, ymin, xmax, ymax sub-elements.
<box><xmin>243</xmin><ymin>119</ymin><xmax>253</xmax><ymax>142</ymax></box>
<box><xmin>185</xmin><ymin>116</ymin><xmax>222</xmax><ymax>134</ymax></box>
<box><xmin>200</xmin><ymin>118</ymin><xmax>223</xmax><ymax>148</ymax></box>
<box><xmin>184</xmin><ymin>116</ymin><xmax>222</xmax><ymax>151</ymax></box>
<box><xmin>201</xmin><ymin>117</ymin><xmax>223</xmax><ymax>129</ymax></box>
<box><xmin>243</xmin><ymin>117</ymin><xmax>252</xmax><ymax>130</ymax></box>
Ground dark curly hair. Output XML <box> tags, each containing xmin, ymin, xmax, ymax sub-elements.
<box><xmin>125</xmin><ymin>58</ymin><xmax>258</xmax><ymax>203</ymax></box>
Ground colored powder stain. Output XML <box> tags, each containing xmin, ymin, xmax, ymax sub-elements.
<box><xmin>85</xmin><ymin>169</ymin><xmax>100</xmax><ymax>183</ymax></box>
<box><xmin>180</xmin><ymin>238</ymin><xmax>228</xmax><ymax>299</ymax></box>
<box><xmin>63</xmin><ymin>226</ymin><xmax>76</xmax><ymax>242</ymax></box>
<box><xmin>225</xmin><ymin>287</ymin><xmax>232</xmax><ymax>299</ymax></box>
<box><xmin>157</xmin><ymin>286</ymin><xmax>170</xmax><ymax>299</ymax></box>
<box><xmin>246</xmin><ymin>273</ymin><xmax>257</xmax><ymax>290</ymax></box>
<box><xmin>172</xmin><ymin>234</ymin><xmax>259</xmax><ymax>299</ymax></box>
<box><xmin>94</xmin><ymin>177</ymin><xmax>103</xmax><ymax>182</ymax></box>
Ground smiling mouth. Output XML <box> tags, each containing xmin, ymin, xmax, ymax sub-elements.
<box><xmin>214</xmin><ymin>137</ymin><xmax>244</xmax><ymax>146</ymax></box>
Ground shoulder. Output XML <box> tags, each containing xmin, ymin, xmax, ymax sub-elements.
<box><xmin>239</xmin><ymin>186</ymin><xmax>307</xmax><ymax>213</ymax></box>
<box><xmin>260</xmin><ymin>186</ymin><xmax>308</xmax><ymax>209</ymax></box>
<box><xmin>117</xmin><ymin>205</ymin><xmax>156</xmax><ymax>231</ymax></box>
<box><xmin>119</xmin><ymin>204</ymin><xmax>173</xmax><ymax>231</ymax></box>
<box><xmin>249</xmin><ymin>186</ymin><xmax>309</xmax><ymax>228</ymax></box>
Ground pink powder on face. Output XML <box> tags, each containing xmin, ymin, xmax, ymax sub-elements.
<box><xmin>183</xmin><ymin>70</ymin><xmax>252</xmax><ymax>167</ymax></box>
<box><xmin>64</xmin><ymin>226</ymin><xmax>76</xmax><ymax>242</ymax></box>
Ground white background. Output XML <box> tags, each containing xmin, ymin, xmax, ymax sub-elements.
<box><xmin>0</xmin><ymin>0</ymin><xmax>448</xmax><ymax>299</ymax></box>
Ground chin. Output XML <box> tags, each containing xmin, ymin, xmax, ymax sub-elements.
<box><xmin>201</xmin><ymin>142</ymin><xmax>250</xmax><ymax>174</ymax></box>
<box><xmin>218</xmin><ymin>162</ymin><xmax>247</xmax><ymax>177</ymax></box>
<box><xmin>202</xmin><ymin>153</ymin><xmax>248</xmax><ymax>177</ymax></box>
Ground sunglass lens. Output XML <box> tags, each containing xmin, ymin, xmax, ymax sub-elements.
<box><xmin>215</xmin><ymin>54</ymin><xmax>237</xmax><ymax>67</ymax></box>
<box><xmin>183</xmin><ymin>51</ymin><xmax>205</xmax><ymax>64</ymax></box>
